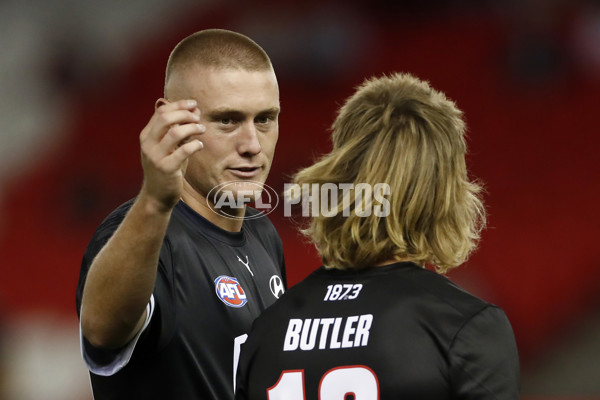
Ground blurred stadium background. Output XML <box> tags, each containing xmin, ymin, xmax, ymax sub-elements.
<box><xmin>0</xmin><ymin>0</ymin><xmax>599</xmax><ymax>398</ymax></box>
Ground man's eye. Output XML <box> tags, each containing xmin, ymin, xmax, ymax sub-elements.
<box><xmin>220</xmin><ymin>118</ymin><xmax>233</xmax><ymax>125</ymax></box>
<box><xmin>255</xmin><ymin>116</ymin><xmax>272</xmax><ymax>124</ymax></box>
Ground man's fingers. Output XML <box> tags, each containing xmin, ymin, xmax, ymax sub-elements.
<box><xmin>149</xmin><ymin>122</ymin><xmax>206</xmax><ymax>160</ymax></box>
<box><xmin>141</xmin><ymin>99</ymin><xmax>201</xmax><ymax>142</ymax></box>
<box><xmin>151</xmin><ymin>110</ymin><xmax>200</xmax><ymax>137</ymax></box>
<box><xmin>156</xmin><ymin>98</ymin><xmax>197</xmax><ymax>112</ymax></box>
<box><xmin>139</xmin><ymin>98</ymin><xmax>205</xmax><ymax>178</ymax></box>
<box><xmin>160</xmin><ymin>140</ymin><xmax>204</xmax><ymax>172</ymax></box>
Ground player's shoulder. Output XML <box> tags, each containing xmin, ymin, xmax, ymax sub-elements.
<box><xmin>98</xmin><ymin>198</ymin><xmax>135</xmax><ymax>227</ymax></box>
<box><xmin>406</xmin><ymin>265</ymin><xmax>495</xmax><ymax>319</ymax></box>
<box><xmin>89</xmin><ymin>198</ymin><xmax>135</xmax><ymax>241</ymax></box>
<box><xmin>79</xmin><ymin>198</ymin><xmax>136</xmax><ymax>289</ymax></box>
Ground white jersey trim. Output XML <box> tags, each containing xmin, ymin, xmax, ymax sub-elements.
<box><xmin>80</xmin><ymin>295</ymin><xmax>155</xmax><ymax>376</ymax></box>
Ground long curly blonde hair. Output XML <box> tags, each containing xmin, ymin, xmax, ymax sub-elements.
<box><xmin>287</xmin><ymin>73</ymin><xmax>486</xmax><ymax>273</ymax></box>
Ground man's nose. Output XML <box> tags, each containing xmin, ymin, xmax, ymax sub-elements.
<box><xmin>238</xmin><ymin>122</ymin><xmax>262</xmax><ymax>156</ymax></box>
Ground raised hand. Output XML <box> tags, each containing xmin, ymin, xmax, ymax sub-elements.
<box><xmin>139</xmin><ymin>99</ymin><xmax>206</xmax><ymax>211</ymax></box>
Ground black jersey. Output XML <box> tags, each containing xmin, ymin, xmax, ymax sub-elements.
<box><xmin>76</xmin><ymin>199</ymin><xmax>286</xmax><ymax>400</ymax></box>
<box><xmin>236</xmin><ymin>262</ymin><xmax>519</xmax><ymax>400</ymax></box>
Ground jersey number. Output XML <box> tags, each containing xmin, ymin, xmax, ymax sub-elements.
<box><xmin>267</xmin><ymin>366</ymin><xmax>379</xmax><ymax>399</ymax></box>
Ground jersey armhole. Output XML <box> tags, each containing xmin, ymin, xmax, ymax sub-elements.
<box><xmin>79</xmin><ymin>295</ymin><xmax>155</xmax><ymax>376</ymax></box>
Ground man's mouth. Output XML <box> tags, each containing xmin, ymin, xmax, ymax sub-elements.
<box><xmin>228</xmin><ymin>166</ymin><xmax>261</xmax><ymax>178</ymax></box>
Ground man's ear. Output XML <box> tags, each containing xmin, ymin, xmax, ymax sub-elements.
<box><xmin>155</xmin><ymin>98</ymin><xmax>169</xmax><ymax>110</ymax></box>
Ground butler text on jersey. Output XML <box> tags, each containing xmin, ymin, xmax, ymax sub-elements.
<box><xmin>283</xmin><ymin>314</ymin><xmax>373</xmax><ymax>351</ymax></box>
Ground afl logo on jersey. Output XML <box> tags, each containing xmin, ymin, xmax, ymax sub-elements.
<box><xmin>214</xmin><ymin>276</ymin><xmax>247</xmax><ymax>308</ymax></box>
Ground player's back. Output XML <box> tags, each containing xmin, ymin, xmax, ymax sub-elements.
<box><xmin>235</xmin><ymin>262</ymin><xmax>520</xmax><ymax>400</ymax></box>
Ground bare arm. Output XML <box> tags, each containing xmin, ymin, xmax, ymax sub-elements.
<box><xmin>80</xmin><ymin>99</ymin><xmax>205</xmax><ymax>349</ymax></box>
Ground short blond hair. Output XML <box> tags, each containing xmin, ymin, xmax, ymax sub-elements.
<box><xmin>164</xmin><ymin>29</ymin><xmax>273</xmax><ymax>96</ymax></box>
<box><xmin>288</xmin><ymin>73</ymin><xmax>486</xmax><ymax>273</ymax></box>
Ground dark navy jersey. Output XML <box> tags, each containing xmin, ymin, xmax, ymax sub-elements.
<box><xmin>236</xmin><ymin>262</ymin><xmax>519</xmax><ymax>400</ymax></box>
<box><xmin>76</xmin><ymin>199</ymin><xmax>286</xmax><ymax>400</ymax></box>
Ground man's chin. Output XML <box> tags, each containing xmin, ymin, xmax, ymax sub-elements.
<box><xmin>207</xmin><ymin>180</ymin><xmax>265</xmax><ymax>209</ymax></box>
<box><xmin>226</xmin><ymin>179</ymin><xmax>265</xmax><ymax>194</ymax></box>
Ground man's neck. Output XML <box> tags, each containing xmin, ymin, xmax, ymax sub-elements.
<box><xmin>180</xmin><ymin>188</ymin><xmax>244</xmax><ymax>232</ymax></box>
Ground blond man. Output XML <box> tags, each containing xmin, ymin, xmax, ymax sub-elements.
<box><xmin>236</xmin><ymin>73</ymin><xmax>520</xmax><ymax>399</ymax></box>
